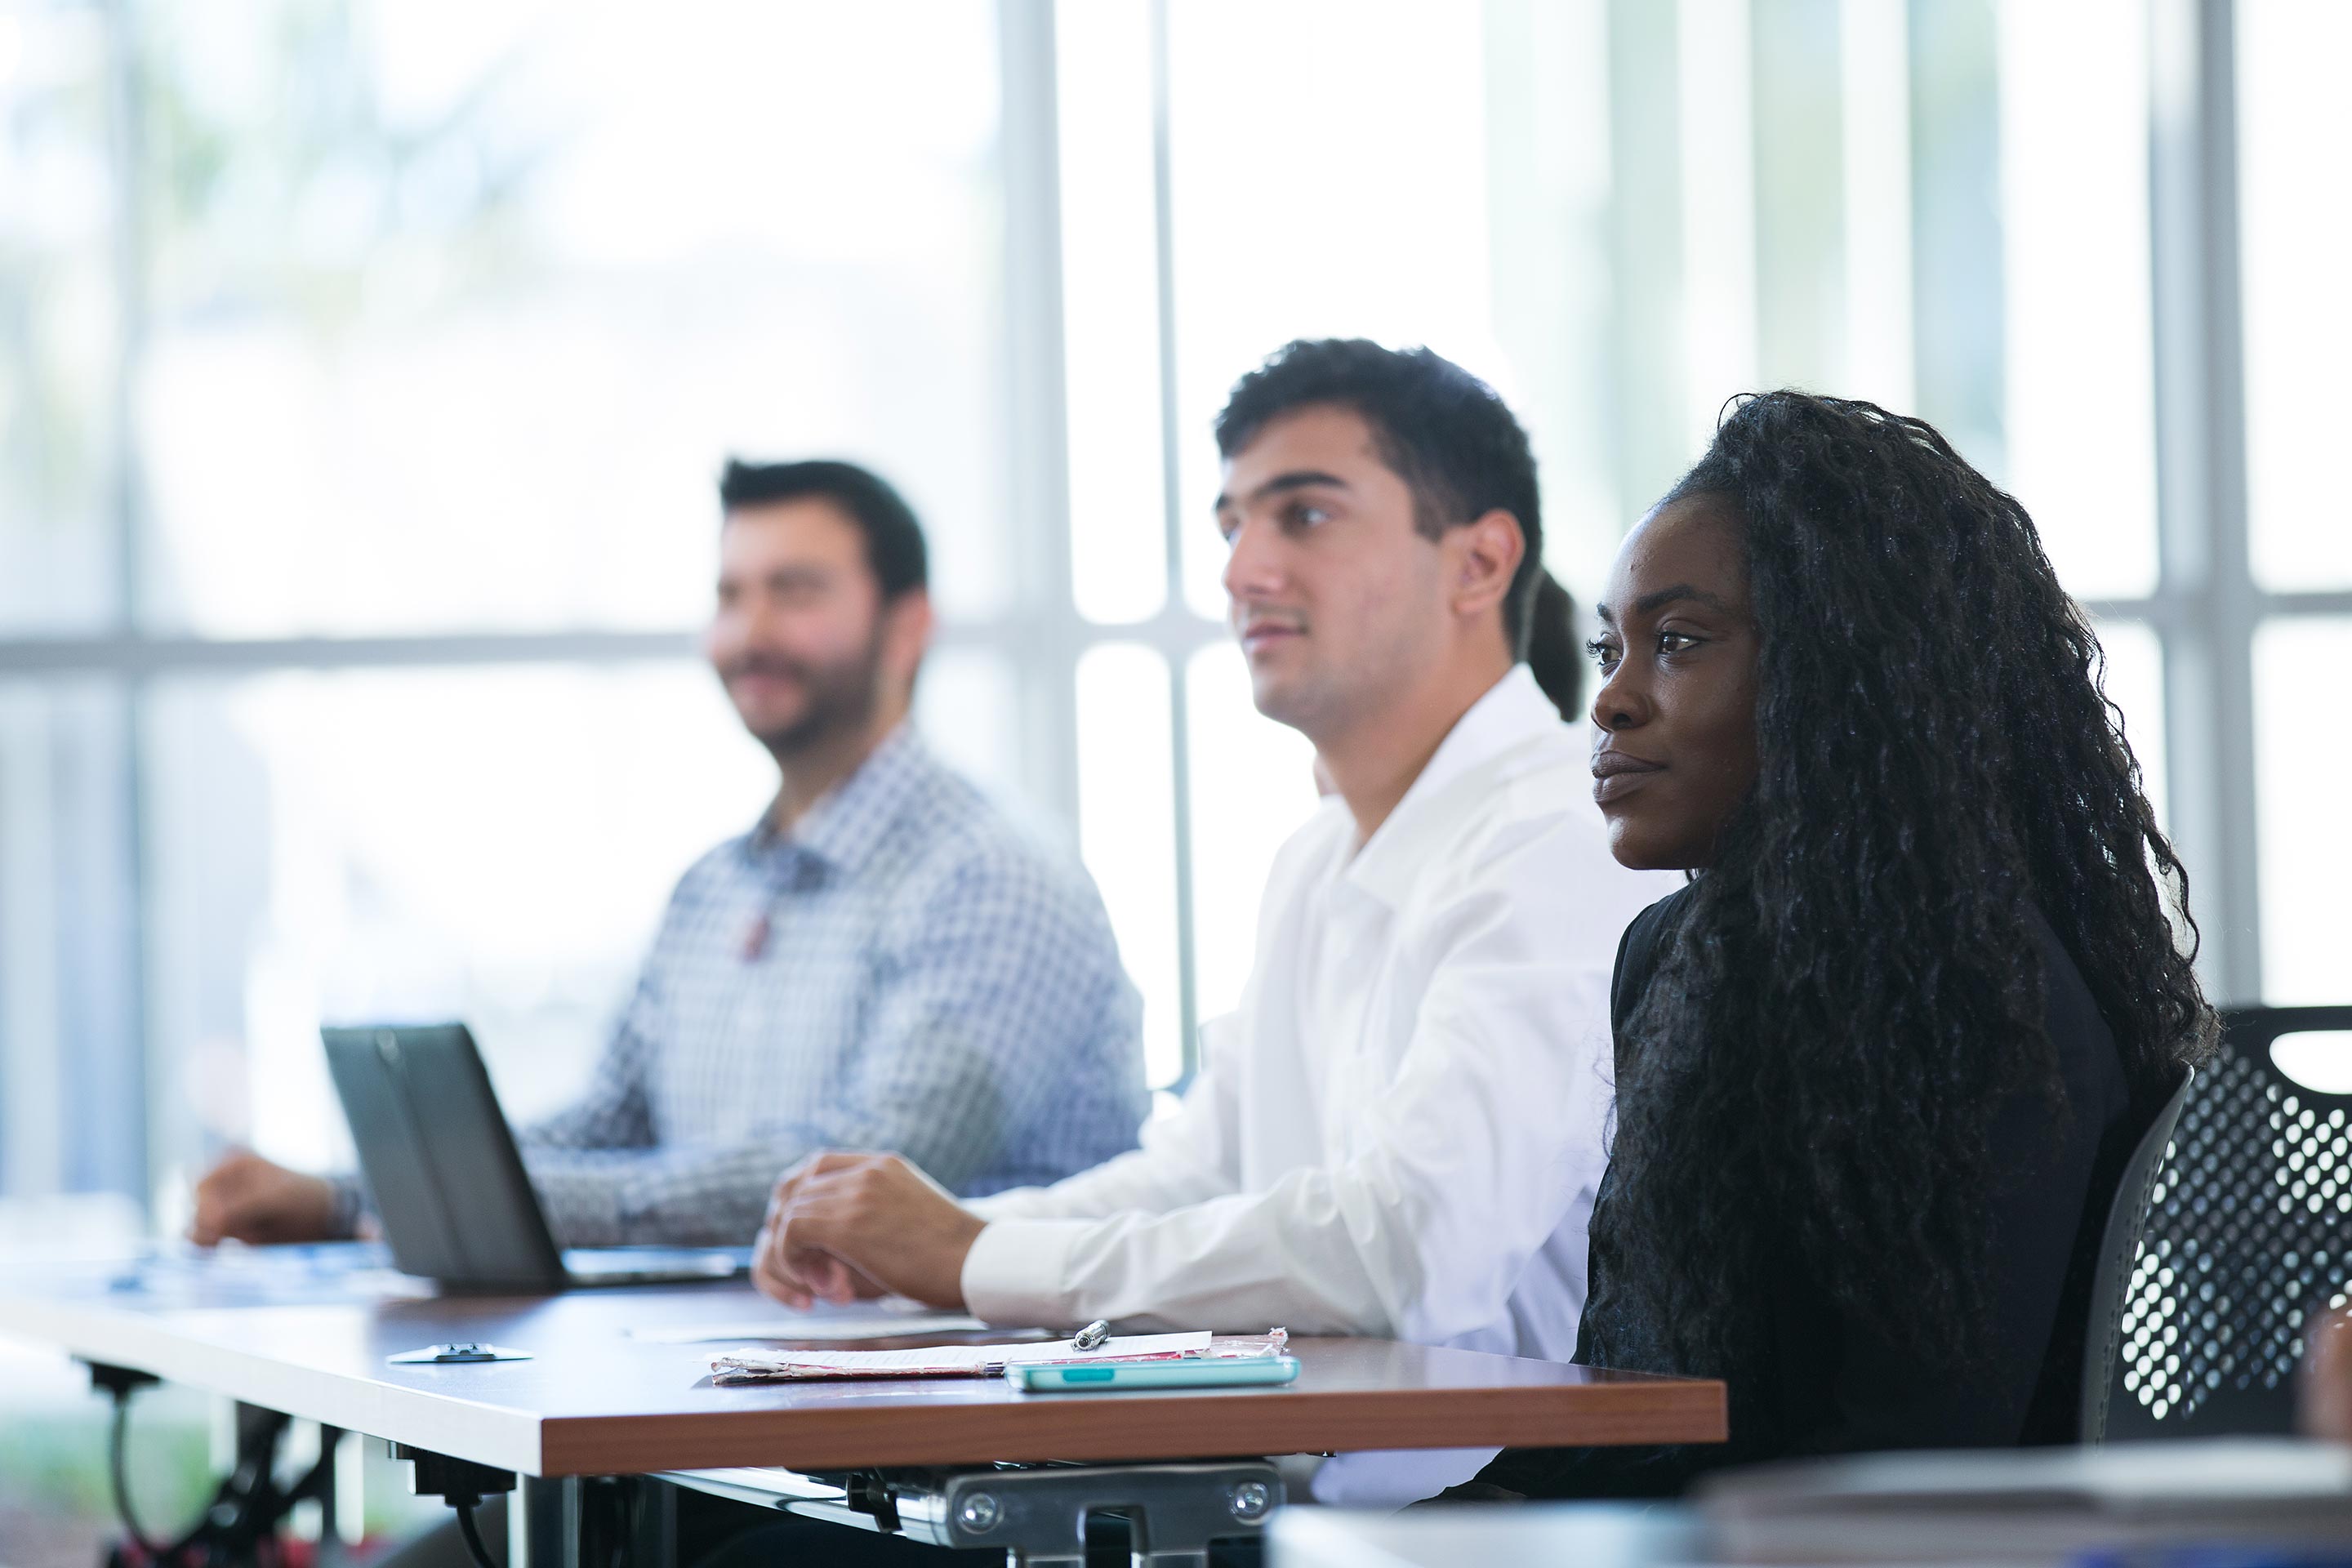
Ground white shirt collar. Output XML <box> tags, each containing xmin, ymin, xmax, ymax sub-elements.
<box><xmin>1344</xmin><ymin>663</ymin><xmax>1565</xmax><ymax>909</ymax></box>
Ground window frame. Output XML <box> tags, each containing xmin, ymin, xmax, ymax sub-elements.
<box><xmin>2</xmin><ymin>0</ymin><xmax>2338</xmax><ymax>1208</ymax></box>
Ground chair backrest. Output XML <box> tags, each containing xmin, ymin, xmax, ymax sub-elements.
<box><xmin>2095</xmin><ymin>1006</ymin><xmax>2352</xmax><ymax>1441</ymax></box>
<box><xmin>2079</xmin><ymin>1067</ymin><xmax>2195</xmax><ymax>1441</ymax></box>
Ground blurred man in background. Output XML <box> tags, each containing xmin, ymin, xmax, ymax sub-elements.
<box><xmin>748</xmin><ymin>341</ymin><xmax>1678</xmax><ymax>1507</ymax></box>
<box><xmin>193</xmin><ymin>458</ymin><xmax>1147</xmax><ymax>1250</ymax></box>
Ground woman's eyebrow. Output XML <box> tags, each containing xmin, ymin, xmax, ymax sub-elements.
<box><xmin>1632</xmin><ymin>583</ymin><xmax>1733</xmax><ymax>615</ymax></box>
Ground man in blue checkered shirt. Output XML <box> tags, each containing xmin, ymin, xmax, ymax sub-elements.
<box><xmin>191</xmin><ymin>460</ymin><xmax>1147</xmax><ymax>1250</ymax></box>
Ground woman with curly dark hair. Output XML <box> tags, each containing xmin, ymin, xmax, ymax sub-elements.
<box><xmin>1454</xmin><ymin>390</ymin><xmax>2216</xmax><ymax>1501</ymax></box>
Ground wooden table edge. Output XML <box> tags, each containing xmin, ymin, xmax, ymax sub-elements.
<box><xmin>0</xmin><ymin>1291</ymin><xmax>1726</xmax><ymax>1480</ymax></box>
<box><xmin>541</xmin><ymin>1379</ymin><xmax>1731</xmax><ymax>1477</ymax></box>
<box><xmin>0</xmin><ymin>1293</ymin><xmax>546</xmax><ymax>1474</ymax></box>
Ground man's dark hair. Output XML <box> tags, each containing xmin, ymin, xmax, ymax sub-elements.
<box><xmin>718</xmin><ymin>458</ymin><xmax>929</xmax><ymax>601</ymax></box>
<box><xmin>1213</xmin><ymin>339</ymin><xmax>1544</xmax><ymax>653</ymax></box>
<box><xmin>1522</xmin><ymin>569</ymin><xmax>1584</xmax><ymax>720</ymax></box>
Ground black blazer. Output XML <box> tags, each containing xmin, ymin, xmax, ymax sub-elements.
<box><xmin>1459</xmin><ymin>883</ymin><xmax>2146</xmax><ymax>1501</ymax></box>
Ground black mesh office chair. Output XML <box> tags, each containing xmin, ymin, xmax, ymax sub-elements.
<box><xmin>2089</xmin><ymin>1006</ymin><xmax>2352</xmax><ymax>1441</ymax></box>
<box><xmin>2079</xmin><ymin>1065</ymin><xmax>2197</xmax><ymax>1441</ymax></box>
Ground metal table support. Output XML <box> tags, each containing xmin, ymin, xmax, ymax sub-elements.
<box><xmin>665</xmin><ymin>1460</ymin><xmax>1285</xmax><ymax>1567</ymax></box>
<box><xmin>509</xmin><ymin>1473</ymin><xmax>675</xmax><ymax>1567</ymax></box>
<box><xmin>85</xmin><ymin>1363</ymin><xmax>348</xmax><ymax>1566</ymax></box>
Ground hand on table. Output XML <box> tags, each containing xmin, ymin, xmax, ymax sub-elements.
<box><xmin>752</xmin><ymin>1152</ymin><xmax>985</xmax><ymax>1312</ymax></box>
<box><xmin>189</xmin><ymin>1149</ymin><xmax>341</xmax><ymax>1246</ymax></box>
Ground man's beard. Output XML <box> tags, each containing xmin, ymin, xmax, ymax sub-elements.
<box><xmin>726</xmin><ymin>632</ymin><xmax>887</xmax><ymax>760</ymax></box>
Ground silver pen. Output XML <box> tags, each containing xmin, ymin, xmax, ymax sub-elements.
<box><xmin>1071</xmin><ymin>1319</ymin><xmax>1111</xmax><ymax>1352</ymax></box>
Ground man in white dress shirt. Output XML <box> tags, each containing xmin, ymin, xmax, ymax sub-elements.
<box><xmin>749</xmin><ymin>339</ymin><xmax>1676</xmax><ymax>1503</ymax></box>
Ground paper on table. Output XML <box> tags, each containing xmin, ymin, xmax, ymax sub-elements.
<box><xmin>630</xmin><ymin>1312</ymin><xmax>986</xmax><ymax>1345</ymax></box>
<box><xmin>711</xmin><ymin>1330</ymin><xmax>1213</xmax><ymax>1383</ymax></box>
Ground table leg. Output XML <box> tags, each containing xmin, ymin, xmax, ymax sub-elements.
<box><xmin>85</xmin><ymin>1372</ymin><xmax>345</xmax><ymax>1566</ymax></box>
<box><xmin>510</xmin><ymin>1474</ymin><xmax>676</xmax><ymax>1568</ymax></box>
<box><xmin>510</xmin><ymin>1475</ymin><xmax>572</xmax><ymax>1567</ymax></box>
<box><xmin>630</xmin><ymin>1474</ymin><xmax>679</xmax><ymax>1563</ymax></box>
<box><xmin>316</xmin><ymin>1425</ymin><xmax>343</xmax><ymax>1550</ymax></box>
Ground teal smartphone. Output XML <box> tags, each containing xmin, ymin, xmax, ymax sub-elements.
<box><xmin>1006</xmin><ymin>1356</ymin><xmax>1301</xmax><ymax>1393</ymax></box>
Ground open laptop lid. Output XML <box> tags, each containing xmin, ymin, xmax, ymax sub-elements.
<box><xmin>322</xmin><ymin>1022</ymin><xmax>568</xmax><ymax>1292</ymax></box>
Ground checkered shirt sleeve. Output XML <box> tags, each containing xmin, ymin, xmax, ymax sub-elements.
<box><xmin>517</xmin><ymin>838</ymin><xmax>1135</xmax><ymax>1247</ymax></box>
<box><xmin>523</xmin><ymin>974</ymin><xmax>661</xmax><ymax>1155</ymax></box>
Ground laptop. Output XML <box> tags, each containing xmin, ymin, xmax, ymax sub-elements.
<box><xmin>321</xmin><ymin>1022</ymin><xmax>749</xmax><ymax>1292</ymax></box>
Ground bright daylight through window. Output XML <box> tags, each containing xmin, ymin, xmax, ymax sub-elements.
<box><xmin>0</xmin><ymin>0</ymin><xmax>2343</xmax><ymax>1232</ymax></box>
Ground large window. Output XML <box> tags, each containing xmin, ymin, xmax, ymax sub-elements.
<box><xmin>1049</xmin><ymin>0</ymin><xmax>2337</xmax><ymax>1063</ymax></box>
<box><xmin>1</xmin><ymin>0</ymin><xmax>2342</xmax><ymax>1214</ymax></box>
<box><xmin>1</xmin><ymin>0</ymin><xmax>1040</xmax><ymax>1202</ymax></box>
<box><xmin>2238</xmin><ymin>0</ymin><xmax>2352</xmax><ymax>1007</ymax></box>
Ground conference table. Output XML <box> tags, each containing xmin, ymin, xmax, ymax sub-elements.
<box><xmin>0</xmin><ymin>1245</ymin><xmax>1727</xmax><ymax>1566</ymax></box>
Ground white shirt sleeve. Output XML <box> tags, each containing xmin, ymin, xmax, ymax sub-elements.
<box><xmin>964</xmin><ymin>1011</ymin><xmax>1247</xmax><ymax>1226</ymax></box>
<box><xmin>959</xmin><ymin>817</ymin><xmax>1621</xmax><ymax>1339</ymax></box>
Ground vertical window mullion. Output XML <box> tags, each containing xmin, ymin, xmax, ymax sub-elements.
<box><xmin>2148</xmin><ymin>0</ymin><xmax>2261</xmax><ymax>1004</ymax></box>
<box><xmin>1147</xmin><ymin>0</ymin><xmax>1202</xmax><ymax>1085</ymax></box>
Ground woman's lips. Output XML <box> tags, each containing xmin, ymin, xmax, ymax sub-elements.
<box><xmin>1591</xmin><ymin>751</ymin><xmax>1664</xmax><ymax>804</ymax></box>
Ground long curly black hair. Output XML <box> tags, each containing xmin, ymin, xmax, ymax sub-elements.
<box><xmin>1588</xmin><ymin>391</ymin><xmax>2216</xmax><ymax>1383</ymax></box>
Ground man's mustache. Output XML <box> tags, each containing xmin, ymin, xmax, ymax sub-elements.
<box><xmin>721</xmin><ymin>654</ymin><xmax>813</xmax><ymax>684</ymax></box>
